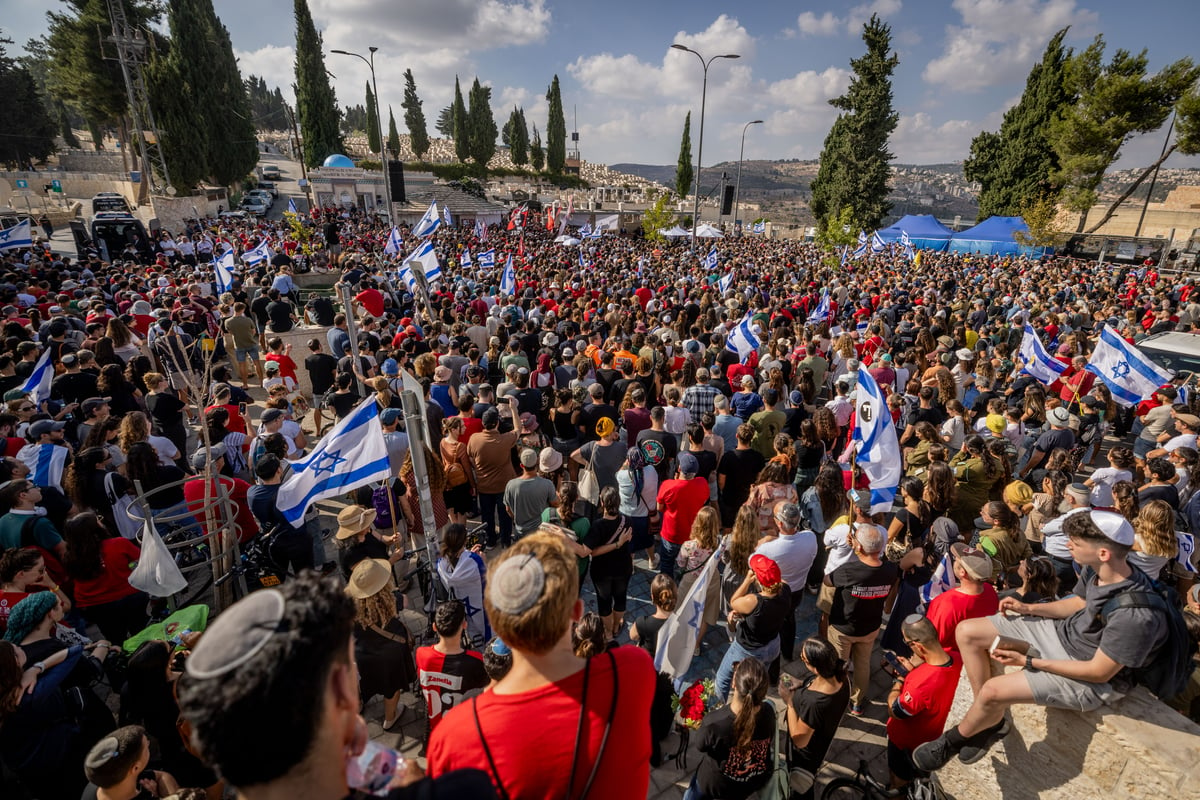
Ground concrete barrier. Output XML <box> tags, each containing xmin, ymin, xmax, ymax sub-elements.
<box><xmin>937</xmin><ymin>667</ymin><xmax>1200</xmax><ymax>798</ymax></box>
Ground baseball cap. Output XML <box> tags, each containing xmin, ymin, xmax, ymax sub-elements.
<box><xmin>1088</xmin><ymin>510</ymin><xmax>1135</xmax><ymax>546</ymax></box>
<box><xmin>677</xmin><ymin>451</ymin><xmax>699</xmax><ymax>476</ymax></box>
<box><xmin>29</xmin><ymin>419</ymin><xmax>66</xmax><ymax>437</ymax></box>
<box><xmin>380</xmin><ymin>408</ymin><xmax>402</xmax><ymax>425</ymax></box>
<box><xmin>82</xmin><ymin>396</ymin><xmax>111</xmax><ymax>416</ymax></box>
<box><xmin>748</xmin><ymin>554</ymin><xmax>782</xmax><ymax>589</ymax></box>
<box><xmin>260</xmin><ymin>408</ymin><xmax>285</xmax><ymax>424</ymax></box>
<box><xmin>519</xmin><ymin>448</ymin><xmax>539</xmax><ymax>469</ymax></box>
<box><xmin>191</xmin><ymin>443</ymin><xmax>228</xmax><ymax>470</ymax></box>
<box><xmin>950</xmin><ymin>542</ymin><xmax>993</xmax><ymax>581</ymax></box>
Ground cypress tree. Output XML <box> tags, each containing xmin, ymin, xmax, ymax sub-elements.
<box><xmin>452</xmin><ymin>77</ymin><xmax>469</xmax><ymax>162</ymax></box>
<box><xmin>143</xmin><ymin>0</ymin><xmax>210</xmax><ymax>189</ymax></box>
<box><xmin>529</xmin><ymin>124</ymin><xmax>544</xmax><ymax>171</ymax></box>
<box><xmin>467</xmin><ymin>78</ymin><xmax>496</xmax><ymax>167</ymax></box>
<box><xmin>365</xmin><ymin>82</ymin><xmax>380</xmax><ymax>153</ymax></box>
<box><xmin>675</xmin><ymin>112</ymin><xmax>693</xmax><ymax>200</ymax></box>
<box><xmin>810</xmin><ymin>14</ymin><xmax>899</xmax><ymax>235</ymax></box>
<box><xmin>386</xmin><ymin>106</ymin><xmax>400</xmax><ymax>159</ymax></box>
<box><xmin>205</xmin><ymin>11</ymin><xmax>257</xmax><ymax>185</ymax></box>
<box><xmin>401</xmin><ymin>69</ymin><xmax>429</xmax><ymax>160</ymax></box>
<box><xmin>511</xmin><ymin>108</ymin><xmax>529</xmax><ymax>166</ymax></box>
<box><xmin>435</xmin><ymin>104</ymin><xmax>454</xmax><ymax>138</ymax></box>
<box><xmin>546</xmin><ymin>74</ymin><xmax>565</xmax><ymax>173</ymax></box>
<box><xmin>293</xmin><ymin>0</ymin><xmax>342</xmax><ymax>167</ymax></box>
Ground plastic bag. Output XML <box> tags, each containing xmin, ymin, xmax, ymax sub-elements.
<box><xmin>128</xmin><ymin>517</ymin><xmax>188</xmax><ymax>597</ymax></box>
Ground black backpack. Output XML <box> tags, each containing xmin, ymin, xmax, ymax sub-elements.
<box><xmin>1087</xmin><ymin>566</ymin><xmax>1195</xmax><ymax>700</ymax></box>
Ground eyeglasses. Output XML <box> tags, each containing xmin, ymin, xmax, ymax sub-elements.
<box><xmin>18</xmin><ymin>406</ymin><xmax>33</xmax><ymax>412</ymax></box>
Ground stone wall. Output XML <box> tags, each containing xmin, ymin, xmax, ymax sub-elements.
<box><xmin>937</xmin><ymin>667</ymin><xmax>1200</xmax><ymax>798</ymax></box>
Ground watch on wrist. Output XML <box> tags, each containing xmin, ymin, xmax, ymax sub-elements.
<box><xmin>1025</xmin><ymin>654</ymin><xmax>1036</xmax><ymax>671</ymax></box>
<box><xmin>33</xmin><ymin>661</ymin><xmax>45</xmax><ymax>673</ymax></box>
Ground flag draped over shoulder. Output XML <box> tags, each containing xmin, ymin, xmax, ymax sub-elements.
<box><xmin>19</xmin><ymin>347</ymin><xmax>54</xmax><ymax>405</ymax></box>
<box><xmin>1086</xmin><ymin>325</ymin><xmax>1173</xmax><ymax>406</ymax></box>
<box><xmin>853</xmin><ymin>365</ymin><xmax>900</xmax><ymax>513</ymax></box>
<box><xmin>655</xmin><ymin>539</ymin><xmax>726</xmax><ymax>678</ymax></box>
<box><xmin>277</xmin><ymin>398</ymin><xmax>391</xmax><ymax>525</ymax></box>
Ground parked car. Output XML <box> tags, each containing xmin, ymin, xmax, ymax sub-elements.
<box><xmin>260</xmin><ymin>165</ymin><xmax>282</xmax><ymax>180</ymax></box>
<box><xmin>247</xmin><ymin>189</ymin><xmax>274</xmax><ymax>207</ymax></box>
<box><xmin>240</xmin><ymin>196</ymin><xmax>269</xmax><ymax>216</ymax></box>
<box><xmin>256</xmin><ymin>180</ymin><xmax>279</xmax><ymax>198</ymax></box>
<box><xmin>1136</xmin><ymin>331</ymin><xmax>1200</xmax><ymax>376</ymax></box>
<box><xmin>90</xmin><ymin>213</ymin><xmax>150</xmax><ymax>262</ymax></box>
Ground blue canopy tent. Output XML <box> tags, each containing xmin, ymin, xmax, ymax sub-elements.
<box><xmin>876</xmin><ymin>214</ymin><xmax>953</xmax><ymax>251</ymax></box>
<box><xmin>947</xmin><ymin>216</ymin><xmax>1051</xmax><ymax>257</ymax></box>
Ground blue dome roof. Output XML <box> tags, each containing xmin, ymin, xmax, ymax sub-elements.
<box><xmin>322</xmin><ymin>154</ymin><xmax>354</xmax><ymax>168</ymax></box>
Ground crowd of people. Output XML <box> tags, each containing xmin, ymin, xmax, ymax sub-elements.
<box><xmin>0</xmin><ymin>197</ymin><xmax>1198</xmax><ymax>800</ymax></box>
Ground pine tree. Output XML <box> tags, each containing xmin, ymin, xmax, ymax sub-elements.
<box><xmin>401</xmin><ymin>69</ymin><xmax>429</xmax><ymax>160</ymax></box>
<box><xmin>293</xmin><ymin>0</ymin><xmax>342</xmax><ymax>167</ymax></box>
<box><xmin>546</xmin><ymin>74</ymin><xmax>566</xmax><ymax>173</ymax></box>
<box><xmin>365</xmin><ymin>82</ymin><xmax>380</xmax><ymax>153</ymax></box>
<box><xmin>435</xmin><ymin>104</ymin><xmax>454</xmax><ymax>138</ymax></box>
<box><xmin>467</xmin><ymin>78</ymin><xmax>497</xmax><ymax>167</ymax></box>
<box><xmin>964</xmin><ymin>29</ymin><xmax>1072</xmax><ymax>219</ymax></box>
<box><xmin>511</xmin><ymin>108</ymin><xmax>529</xmax><ymax>166</ymax></box>
<box><xmin>145</xmin><ymin>47</ymin><xmax>206</xmax><ymax>189</ymax></box>
<box><xmin>810</xmin><ymin>14</ymin><xmax>899</xmax><ymax>235</ymax></box>
<box><xmin>386</xmin><ymin>106</ymin><xmax>400</xmax><ymax>159</ymax></box>
<box><xmin>452</xmin><ymin>77</ymin><xmax>469</xmax><ymax>162</ymax></box>
<box><xmin>204</xmin><ymin>8</ymin><xmax>257</xmax><ymax>185</ymax></box>
<box><xmin>675</xmin><ymin>111</ymin><xmax>693</xmax><ymax>200</ymax></box>
<box><xmin>529</xmin><ymin>123</ymin><xmax>544</xmax><ymax>171</ymax></box>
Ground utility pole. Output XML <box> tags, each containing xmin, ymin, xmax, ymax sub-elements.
<box><xmin>401</xmin><ymin>389</ymin><xmax>440</xmax><ymax>583</ymax></box>
<box><xmin>284</xmin><ymin>103</ymin><xmax>313</xmax><ymax>209</ymax></box>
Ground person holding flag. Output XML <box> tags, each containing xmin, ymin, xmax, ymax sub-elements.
<box><xmin>499</xmin><ymin>255</ymin><xmax>516</xmax><ymax>296</ymax></box>
<box><xmin>1086</xmin><ymin>324</ymin><xmax>1173</xmax><ymax>407</ymax></box>
<box><xmin>1018</xmin><ymin>325</ymin><xmax>1068</xmax><ymax>385</ymax></box>
<box><xmin>725</xmin><ymin>315</ymin><xmax>761</xmax><ymax>363</ymax></box>
<box><xmin>702</xmin><ymin>246</ymin><xmax>719</xmax><ymax>272</ymax></box>
<box><xmin>412</xmin><ymin>201</ymin><xmax>441</xmax><ymax>237</ymax></box>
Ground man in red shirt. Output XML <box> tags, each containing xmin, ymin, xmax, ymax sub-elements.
<box><xmin>416</xmin><ymin>599</ymin><xmax>488</xmax><ymax>733</ymax></box>
<box><xmin>925</xmin><ymin>544</ymin><xmax>999</xmax><ymax>666</ymax></box>
<box><xmin>183</xmin><ymin>445</ymin><xmax>258</xmax><ymax>543</ymax></box>
<box><xmin>353</xmin><ymin>280</ymin><xmax>385</xmax><ymax>319</ymax></box>
<box><xmin>655</xmin><ymin>451</ymin><xmax>710</xmax><ymax>580</ymax></box>
<box><xmin>886</xmin><ymin>615</ymin><xmax>959</xmax><ymax>789</ymax></box>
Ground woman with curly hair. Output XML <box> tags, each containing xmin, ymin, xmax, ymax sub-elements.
<box><xmin>399</xmin><ymin>444</ymin><xmax>447</xmax><ymax>545</ymax></box>
<box><xmin>345</xmin><ymin>558</ymin><xmax>414</xmax><ymax>731</ymax></box>
<box><xmin>1130</xmin><ymin>499</ymin><xmax>1181</xmax><ymax>580</ymax></box>
<box><xmin>118</xmin><ymin>410</ymin><xmax>180</xmax><ymax>468</ymax></box>
<box><xmin>811</xmin><ymin>406</ymin><xmax>840</xmax><ymax>457</ymax></box>
<box><xmin>97</xmin><ymin>362</ymin><xmax>142</xmax><ymax>416</ymax></box>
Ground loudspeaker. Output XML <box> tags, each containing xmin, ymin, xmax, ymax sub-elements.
<box><xmin>387</xmin><ymin>161</ymin><xmax>406</xmax><ymax>204</ymax></box>
<box><xmin>720</xmin><ymin>185</ymin><xmax>734</xmax><ymax>216</ymax></box>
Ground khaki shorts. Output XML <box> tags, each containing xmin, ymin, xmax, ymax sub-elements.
<box><xmin>990</xmin><ymin>613</ymin><xmax>1123</xmax><ymax>712</ymax></box>
<box><xmin>817</xmin><ymin>582</ymin><xmax>836</xmax><ymax>615</ymax></box>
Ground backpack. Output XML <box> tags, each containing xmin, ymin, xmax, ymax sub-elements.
<box><xmin>1088</xmin><ymin>566</ymin><xmax>1195</xmax><ymax>700</ymax></box>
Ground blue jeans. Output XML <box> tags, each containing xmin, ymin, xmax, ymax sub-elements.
<box><xmin>715</xmin><ymin>636</ymin><xmax>781</xmax><ymax>701</ymax></box>
<box><xmin>478</xmin><ymin>492</ymin><xmax>512</xmax><ymax>547</ymax></box>
<box><xmin>682</xmin><ymin>772</ymin><xmax>709</xmax><ymax>800</ymax></box>
<box><xmin>658</xmin><ymin>538</ymin><xmax>683</xmax><ymax>579</ymax></box>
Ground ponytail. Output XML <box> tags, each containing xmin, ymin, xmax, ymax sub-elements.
<box><xmin>731</xmin><ymin>658</ymin><xmax>769</xmax><ymax>750</ymax></box>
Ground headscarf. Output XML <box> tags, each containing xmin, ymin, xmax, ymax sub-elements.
<box><xmin>625</xmin><ymin>446</ymin><xmax>647</xmax><ymax>501</ymax></box>
<box><xmin>2</xmin><ymin>591</ymin><xmax>57</xmax><ymax>644</ymax></box>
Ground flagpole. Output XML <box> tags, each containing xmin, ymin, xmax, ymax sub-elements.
<box><xmin>337</xmin><ymin>282</ymin><xmax>365</xmax><ymax>396</ymax></box>
<box><xmin>401</xmin><ymin>388</ymin><xmax>442</xmax><ymax>597</ymax></box>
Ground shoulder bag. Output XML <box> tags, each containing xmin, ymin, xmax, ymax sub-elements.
<box><xmin>578</xmin><ymin>444</ymin><xmax>601</xmax><ymax>505</ymax></box>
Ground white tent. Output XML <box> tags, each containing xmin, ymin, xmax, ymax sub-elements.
<box><xmin>658</xmin><ymin>226</ymin><xmax>690</xmax><ymax>239</ymax></box>
<box><xmin>554</xmin><ymin>235</ymin><xmax>581</xmax><ymax>246</ymax></box>
<box><xmin>695</xmin><ymin>224</ymin><xmax>724</xmax><ymax>238</ymax></box>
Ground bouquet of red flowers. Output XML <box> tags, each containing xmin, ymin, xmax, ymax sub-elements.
<box><xmin>671</xmin><ymin>678</ymin><xmax>717</xmax><ymax>729</ymax></box>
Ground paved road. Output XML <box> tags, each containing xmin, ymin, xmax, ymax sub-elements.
<box><xmin>255</xmin><ymin>148</ymin><xmax>311</xmax><ymax>221</ymax></box>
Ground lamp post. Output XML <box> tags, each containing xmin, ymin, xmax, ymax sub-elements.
<box><xmin>671</xmin><ymin>44</ymin><xmax>739</xmax><ymax>244</ymax></box>
<box><xmin>733</xmin><ymin>119</ymin><xmax>762</xmax><ymax>235</ymax></box>
<box><xmin>331</xmin><ymin>47</ymin><xmax>392</xmax><ymax>221</ymax></box>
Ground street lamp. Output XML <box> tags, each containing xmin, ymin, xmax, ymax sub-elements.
<box><xmin>331</xmin><ymin>47</ymin><xmax>392</xmax><ymax>221</ymax></box>
<box><xmin>733</xmin><ymin>119</ymin><xmax>762</xmax><ymax>235</ymax></box>
<box><xmin>671</xmin><ymin>44</ymin><xmax>739</xmax><ymax>243</ymax></box>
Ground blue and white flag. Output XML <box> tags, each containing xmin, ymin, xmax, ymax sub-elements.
<box><xmin>584</xmin><ymin>226</ymin><xmax>604</xmax><ymax>240</ymax></box>
<box><xmin>900</xmin><ymin>230</ymin><xmax>915</xmax><ymax>260</ymax></box>
<box><xmin>241</xmin><ymin>239</ymin><xmax>272</xmax><ymax>265</ymax></box>
<box><xmin>702</xmin><ymin>246</ymin><xmax>719</xmax><ymax>272</ymax></box>
<box><xmin>442</xmin><ymin>205</ymin><xmax>453</xmax><ymax>227</ymax></box>
<box><xmin>1086</xmin><ymin>325</ymin><xmax>1173</xmax><ymax>407</ymax></box>
<box><xmin>384</xmin><ymin>226</ymin><xmax>404</xmax><ymax>256</ymax></box>
<box><xmin>807</xmin><ymin>290</ymin><xmax>832</xmax><ymax>325</ymax></box>
<box><xmin>839</xmin><ymin>245</ymin><xmax>850</xmax><ymax>268</ymax></box>
<box><xmin>0</xmin><ymin>219</ymin><xmax>33</xmax><ymax>252</ymax></box>
<box><xmin>17</xmin><ymin>443</ymin><xmax>68</xmax><ymax>492</ymax></box>
<box><xmin>1177</xmin><ymin>532</ymin><xmax>1197</xmax><ymax>574</ymax></box>
<box><xmin>725</xmin><ymin>314</ymin><xmax>760</xmax><ymax>362</ymax></box>
<box><xmin>919</xmin><ymin>551</ymin><xmax>959</xmax><ymax>606</ymax></box>
<box><xmin>654</xmin><ymin>538</ymin><xmax>726</xmax><ymax>679</ymax></box>
<box><xmin>474</xmin><ymin>219</ymin><xmax>486</xmax><ymax>240</ymax></box>
<box><xmin>460</xmin><ymin>249</ymin><xmax>472</xmax><ymax>267</ymax></box>
<box><xmin>412</xmin><ymin>201</ymin><xmax>441</xmax><ymax>238</ymax></box>
<box><xmin>277</xmin><ymin>397</ymin><xmax>391</xmax><ymax>525</ymax></box>
<box><xmin>214</xmin><ymin>250</ymin><xmax>236</xmax><ymax>294</ymax></box>
<box><xmin>718</xmin><ymin>270</ymin><xmax>734</xmax><ymax>295</ymax></box>
<box><xmin>18</xmin><ymin>346</ymin><xmax>53</xmax><ymax>406</ymax></box>
<box><xmin>578</xmin><ymin>248</ymin><xmax>590</xmax><ymax>269</ymax></box>
<box><xmin>594</xmin><ymin>214</ymin><xmax>618</xmax><ymax>233</ymax></box>
<box><xmin>287</xmin><ymin>197</ymin><xmax>298</xmax><ymax>215</ymax></box>
<box><xmin>476</xmin><ymin>248</ymin><xmax>496</xmax><ymax>270</ymax></box>
<box><xmin>578</xmin><ymin>223</ymin><xmax>592</xmax><ymax>238</ymax></box>
<box><xmin>852</xmin><ymin>230</ymin><xmax>868</xmax><ymax>259</ymax></box>
<box><xmin>1019</xmin><ymin>325</ymin><xmax>1067</xmax><ymax>385</ymax></box>
<box><xmin>499</xmin><ymin>255</ymin><xmax>516</xmax><ymax>295</ymax></box>
<box><xmin>870</xmin><ymin>230</ymin><xmax>887</xmax><ymax>253</ymax></box>
<box><xmin>402</xmin><ymin>240</ymin><xmax>441</xmax><ymax>286</ymax></box>
<box><xmin>752</xmin><ymin>220</ymin><xmax>766</xmax><ymax>234</ymax></box>
<box><xmin>853</xmin><ymin>365</ymin><xmax>901</xmax><ymax>514</ymax></box>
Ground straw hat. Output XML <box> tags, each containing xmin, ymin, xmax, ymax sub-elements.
<box><xmin>335</xmin><ymin>506</ymin><xmax>377</xmax><ymax>539</ymax></box>
<box><xmin>345</xmin><ymin>558</ymin><xmax>393</xmax><ymax>600</ymax></box>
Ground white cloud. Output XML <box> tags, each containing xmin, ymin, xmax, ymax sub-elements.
<box><xmin>795</xmin><ymin>0</ymin><xmax>903</xmax><ymax>37</ymax></box>
<box><xmin>891</xmin><ymin>113</ymin><xmax>980</xmax><ymax>163</ymax></box>
<box><xmin>923</xmin><ymin>0</ymin><xmax>1098</xmax><ymax>91</ymax></box>
<box><xmin>235</xmin><ymin>45</ymin><xmax>298</xmax><ymax>106</ymax></box>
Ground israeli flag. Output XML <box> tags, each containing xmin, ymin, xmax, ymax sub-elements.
<box><xmin>0</xmin><ymin>219</ymin><xmax>33</xmax><ymax>252</ymax></box>
<box><xmin>584</xmin><ymin>226</ymin><xmax>604</xmax><ymax>240</ymax></box>
<box><xmin>1177</xmin><ymin>532</ymin><xmax>1197</xmax><ymax>574</ymax></box>
<box><xmin>214</xmin><ymin>250</ymin><xmax>236</xmax><ymax>293</ymax></box>
<box><xmin>807</xmin><ymin>289</ymin><xmax>832</xmax><ymax>325</ymax></box>
<box><xmin>402</xmin><ymin>240</ymin><xmax>441</xmax><ymax>286</ymax></box>
<box><xmin>752</xmin><ymin>220</ymin><xmax>766</xmax><ymax>234</ymax></box>
<box><xmin>919</xmin><ymin>551</ymin><xmax>959</xmax><ymax>605</ymax></box>
<box><xmin>18</xmin><ymin>346</ymin><xmax>53</xmax><ymax>406</ymax></box>
<box><xmin>1019</xmin><ymin>325</ymin><xmax>1067</xmax><ymax>385</ymax></box>
<box><xmin>277</xmin><ymin>397</ymin><xmax>391</xmax><ymax>525</ymax></box>
<box><xmin>839</xmin><ymin>245</ymin><xmax>849</xmax><ymax>268</ymax></box>
<box><xmin>654</xmin><ymin>538</ymin><xmax>726</xmax><ymax>679</ymax></box>
<box><xmin>474</xmin><ymin>219</ymin><xmax>486</xmax><ymax>240</ymax></box>
<box><xmin>18</xmin><ymin>443</ymin><xmax>68</xmax><ymax>492</ymax></box>
<box><xmin>852</xmin><ymin>230</ymin><xmax>868</xmax><ymax>259</ymax></box>
<box><xmin>477</xmin><ymin>249</ymin><xmax>495</xmax><ymax>270</ymax></box>
<box><xmin>499</xmin><ymin>255</ymin><xmax>516</xmax><ymax>295</ymax></box>
<box><xmin>578</xmin><ymin>248</ymin><xmax>589</xmax><ymax>269</ymax></box>
<box><xmin>287</xmin><ymin>197</ymin><xmax>299</xmax><ymax>215</ymax></box>
<box><xmin>594</xmin><ymin>214</ymin><xmax>619</xmax><ymax>232</ymax></box>
<box><xmin>412</xmin><ymin>200</ymin><xmax>441</xmax><ymax>238</ymax></box>
<box><xmin>384</xmin><ymin>226</ymin><xmax>404</xmax><ymax>256</ymax></box>
<box><xmin>870</xmin><ymin>230</ymin><xmax>887</xmax><ymax>253</ymax></box>
<box><xmin>853</xmin><ymin>365</ymin><xmax>901</xmax><ymax>513</ymax></box>
<box><xmin>442</xmin><ymin>205</ymin><xmax>453</xmax><ymax>227</ymax></box>
<box><xmin>1086</xmin><ymin>325</ymin><xmax>1174</xmax><ymax>407</ymax></box>
<box><xmin>900</xmin><ymin>230</ymin><xmax>916</xmax><ymax>260</ymax></box>
<box><xmin>725</xmin><ymin>314</ymin><xmax>760</xmax><ymax>362</ymax></box>
<box><xmin>1179</xmin><ymin>385</ymin><xmax>1190</xmax><ymax>406</ymax></box>
<box><xmin>241</xmin><ymin>239</ymin><xmax>272</xmax><ymax>265</ymax></box>
<box><xmin>702</xmin><ymin>247</ymin><xmax>719</xmax><ymax>272</ymax></box>
<box><xmin>718</xmin><ymin>271</ymin><xmax>733</xmax><ymax>295</ymax></box>
<box><xmin>578</xmin><ymin>223</ymin><xmax>592</xmax><ymax>238</ymax></box>
<box><xmin>460</xmin><ymin>249</ymin><xmax>472</xmax><ymax>267</ymax></box>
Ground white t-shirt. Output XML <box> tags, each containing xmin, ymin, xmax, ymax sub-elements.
<box><xmin>149</xmin><ymin>435</ymin><xmax>180</xmax><ymax>466</ymax></box>
<box><xmin>823</xmin><ymin>522</ymin><xmax>889</xmax><ymax>575</ymax></box>
<box><xmin>1164</xmin><ymin>433</ymin><xmax>1197</xmax><ymax>453</ymax></box>
<box><xmin>1088</xmin><ymin>466</ymin><xmax>1131</xmax><ymax>507</ymax></box>
<box><xmin>754</xmin><ymin>532</ymin><xmax>818</xmax><ymax>591</ymax></box>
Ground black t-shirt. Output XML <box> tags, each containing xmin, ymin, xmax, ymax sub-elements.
<box><xmin>736</xmin><ymin>586</ymin><xmax>791</xmax><ymax>649</ymax></box>
<box><xmin>249</xmin><ymin>294</ymin><xmax>272</xmax><ymax>326</ymax></box>
<box><xmin>790</xmin><ymin>679</ymin><xmax>851</xmax><ymax>772</ymax></box>
<box><xmin>689</xmin><ymin>448</ymin><xmax>717</xmax><ymax>481</ymax></box>
<box><xmin>636</xmin><ymin>428</ymin><xmax>679</xmax><ymax>482</ymax></box>
<box><xmin>695</xmin><ymin>702</ymin><xmax>776</xmax><ymax>800</ymax></box>
<box><xmin>829</xmin><ymin>559</ymin><xmax>900</xmax><ymax>636</ymax></box>
<box><xmin>305</xmin><ymin>352</ymin><xmax>339</xmax><ymax>395</ymax></box>
<box><xmin>323</xmin><ymin>221</ymin><xmax>341</xmax><ymax>245</ymax></box>
<box><xmin>306</xmin><ymin>296</ymin><xmax>336</xmax><ymax>326</ymax></box>
<box><xmin>1034</xmin><ymin>427</ymin><xmax>1075</xmax><ymax>454</ymax></box>
<box><xmin>584</xmin><ymin>514</ymin><xmax>633</xmax><ymax>579</ymax></box>
<box><xmin>324</xmin><ymin>389</ymin><xmax>362</xmax><ymax>420</ymax></box>
<box><xmin>718</xmin><ymin>448</ymin><xmax>766</xmax><ymax>509</ymax></box>
<box><xmin>146</xmin><ymin>391</ymin><xmax>186</xmax><ymax>431</ymax></box>
<box><xmin>634</xmin><ymin>614</ymin><xmax>668</xmax><ymax>655</ymax></box>
<box><xmin>1140</xmin><ymin>483</ymin><xmax>1179</xmax><ymax>509</ymax></box>
<box><xmin>594</xmin><ymin>368</ymin><xmax>621</xmax><ymax>402</ymax></box>
<box><xmin>579</xmin><ymin>402</ymin><xmax>619</xmax><ymax>442</ymax></box>
<box><xmin>266</xmin><ymin>300</ymin><xmax>294</xmax><ymax>331</ymax></box>
<box><xmin>51</xmin><ymin>371</ymin><xmax>98</xmax><ymax>406</ymax></box>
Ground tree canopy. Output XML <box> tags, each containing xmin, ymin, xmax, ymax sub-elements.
<box><xmin>401</xmin><ymin>69</ymin><xmax>429</xmax><ymax>160</ymax></box>
<box><xmin>467</xmin><ymin>78</ymin><xmax>497</xmax><ymax>167</ymax></box>
<box><xmin>293</xmin><ymin>0</ymin><xmax>342</xmax><ymax>167</ymax></box>
<box><xmin>451</xmin><ymin>77</ymin><xmax>468</xmax><ymax>162</ymax></box>
<box><xmin>364</xmin><ymin>82</ymin><xmax>380</xmax><ymax>153</ymax></box>
<box><xmin>0</xmin><ymin>35</ymin><xmax>57</xmax><ymax>168</ymax></box>
<box><xmin>675</xmin><ymin>112</ymin><xmax>693</xmax><ymax>200</ymax></box>
<box><xmin>546</xmin><ymin>74</ymin><xmax>565</xmax><ymax>173</ymax></box>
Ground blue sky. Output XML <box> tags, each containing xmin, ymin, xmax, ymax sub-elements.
<box><xmin>8</xmin><ymin>0</ymin><xmax>1199</xmax><ymax>169</ymax></box>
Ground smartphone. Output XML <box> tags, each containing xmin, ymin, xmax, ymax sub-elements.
<box><xmin>883</xmin><ymin>651</ymin><xmax>909</xmax><ymax>678</ymax></box>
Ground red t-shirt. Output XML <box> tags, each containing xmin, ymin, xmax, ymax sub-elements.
<box><xmin>0</xmin><ymin>585</ymin><xmax>51</xmax><ymax>633</ymax></box>
<box><xmin>925</xmin><ymin>586</ymin><xmax>999</xmax><ymax>655</ymax></box>
<box><xmin>264</xmin><ymin>353</ymin><xmax>298</xmax><ymax>383</ymax></box>
<box><xmin>460</xmin><ymin>416</ymin><xmax>483</xmax><ymax>445</ymax></box>
<box><xmin>886</xmin><ymin>655</ymin><xmax>960</xmax><ymax>751</ymax></box>
<box><xmin>73</xmin><ymin>538</ymin><xmax>142</xmax><ymax>608</ymax></box>
<box><xmin>428</xmin><ymin>646</ymin><xmax>655</xmax><ymax>800</ymax></box>
<box><xmin>656</xmin><ymin>477</ymin><xmax>710</xmax><ymax>545</ymax></box>
<box><xmin>183</xmin><ymin>476</ymin><xmax>259</xmax><ymax>544</ymax></box>
<box><xmin>355</xmin><ymin>289</ymin><xmax>385</xmax><ymax>318</ymax></box>
<box><xmin>205</xmin><ymin>403</ymin><xmax>246</xmax><ymax>435</ymax></box>
<box><xmin>416</xmin><ymin>646</ymin><xmax>488</xmax><ymax>731</ymax></box>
